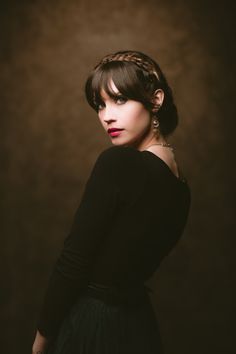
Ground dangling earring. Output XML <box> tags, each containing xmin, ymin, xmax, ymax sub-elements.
<box><xmin>153</xmin><ymin>118</ymin><xmax>160</xmax><ymax>133</ymax></box>
<box><xmin>152</xmin><ymin>104</ymin><xmax>160</xmax><ymax>135</ymax></box>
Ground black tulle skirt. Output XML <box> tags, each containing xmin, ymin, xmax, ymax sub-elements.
<box><xmin>47</xmin><ymin>282</ymin><xmax>163</xmax><ymax>354</ymax></box>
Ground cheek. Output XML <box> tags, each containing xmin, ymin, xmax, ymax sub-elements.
<box><xmin>97</xmin><ymin>113</ymin><xmax>104</xmax><ymax>125</ymax></box>
<box><xmin>128</xmin><ymin>106</ymin><xmax>150</xmax><ymax>128</ymax></box>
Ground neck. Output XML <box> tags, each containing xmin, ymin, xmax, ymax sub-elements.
<box><xmin>136</xmin><ymin>137</ymin><xmax>167</xmax><ymax>152</ymax></box>
<box><xmin>123</xmin><ymin>127</ymin><xmax>168</xmax><ymax>151</ymax></box>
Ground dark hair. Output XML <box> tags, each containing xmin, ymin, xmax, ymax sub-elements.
<box><xmin>85</xmin><ymin>50</ymin><xmax>178</xmax><ymax>137</ymax></box>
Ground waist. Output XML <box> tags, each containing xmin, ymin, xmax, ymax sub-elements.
<box><xmin>84</xmin><ymin>281</ymin><xmax>151</xmax><ymax>306</ymax></box>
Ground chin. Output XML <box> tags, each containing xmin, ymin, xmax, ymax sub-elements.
<box><xmin>110</xmin><ymin>139</ymin><xmax>125</xmax><ymax>146</ymax></box>
<box><xmin>110</xmin><ymin>135</ymin><xmax>138</xmax><ymax>147</ymax></box>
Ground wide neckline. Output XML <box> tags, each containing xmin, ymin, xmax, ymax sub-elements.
<box><xmin>141</xmin><ymin>150</ymin><xmax>187</xmax><ymax>184</ymax></box>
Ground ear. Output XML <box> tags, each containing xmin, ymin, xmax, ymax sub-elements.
<box><xmin>151</xmin><ymin>89</ymin><xmax>164</xmax><ymax>111</ymax></box>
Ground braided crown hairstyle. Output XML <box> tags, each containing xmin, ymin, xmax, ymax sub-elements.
<box><xmin>85</xmin><ymin>50</ymin><xmax>178</xmax><ymax>136</ymax></box>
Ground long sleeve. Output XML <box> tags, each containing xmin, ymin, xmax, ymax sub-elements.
<box><xmin>36</xmin><ymin>145</ymin><xmax>190</xmax><ymax>339</ymax></box>
<box><xmin>37</xmin><ymin>147</ymin><xmax>121</xmax><ymax>338</ymax></box>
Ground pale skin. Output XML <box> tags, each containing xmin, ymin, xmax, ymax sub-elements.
<box><xmin>32</xmin><ymin>80</ymin><xmax>179</xmax><ymax>353</ymax></box>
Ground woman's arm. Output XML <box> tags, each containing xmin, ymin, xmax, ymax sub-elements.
<box><xmin>34</xmin><ymin>146</ymin><xmax>144</xmax><ymax>340</ymax></box>
<box><xmin>32</xmin><ymin>330</ymin><xmax>49</xmax><ymax>354</ymax></box>
<box><xmin>35</xmin><ymin>147</ymin><xmax>122</xmax><ymax>339</ymax></box>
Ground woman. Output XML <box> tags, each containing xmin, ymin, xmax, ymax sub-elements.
<box><xmin>32</xmin><ymin>50</ymin><xmax>191</xmax><ymax>354</ymax></box>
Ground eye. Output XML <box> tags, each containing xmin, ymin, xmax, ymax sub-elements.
<box><xmin>97</xmin><ymin>102</ymin><xmax>105</xmax><ymax>111</ymax></box>
<box><xmin>114</xmin><ymin>95</ymin><xmax>128</xmax><ymax>105</ymax></box>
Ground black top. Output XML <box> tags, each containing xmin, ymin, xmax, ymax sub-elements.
<box><xmin>37</xmin><ymin>146</ymin><xmax>191</xmax><ymax>338</ymax></box>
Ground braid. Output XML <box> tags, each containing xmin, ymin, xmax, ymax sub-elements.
<box><xmin>97</xmin><ymin>51</ymin><xmax>160</xmax><ymax>80</ymax></box>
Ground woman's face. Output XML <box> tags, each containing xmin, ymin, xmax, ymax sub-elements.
<box><xmin>97</xmin><ymin>80</ymin><xmax>153</xmax><ymax>148</ymax></box>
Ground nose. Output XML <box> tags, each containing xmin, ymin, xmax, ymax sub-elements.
<box><xmin>102</xmin><ymin>105</ymin><xmax>117</xmax><ymax>124</ymax></box>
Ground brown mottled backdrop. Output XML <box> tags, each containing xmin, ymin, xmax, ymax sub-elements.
<box><xmin>1</xmin><ymin>0</ymin><xmax>235</xmax><ymax>353</ymax></box>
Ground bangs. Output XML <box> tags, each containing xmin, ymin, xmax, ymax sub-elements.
<box><xmin>85</xmin><ymin>61</ymin><xmax>155</xmax><ymax>111</ymax></box>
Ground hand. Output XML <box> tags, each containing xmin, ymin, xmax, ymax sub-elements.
<box><xmin>32</xmin><ymin>330</ymin><xmax>49</xmax><ymax>354</ymax></box>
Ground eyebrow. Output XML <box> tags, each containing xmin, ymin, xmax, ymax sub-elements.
<box><xmin>99</xmin><ymin>91</ymin><xmax>125</xmax><ymax>101</ymax></box>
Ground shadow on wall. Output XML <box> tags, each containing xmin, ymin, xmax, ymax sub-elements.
<box><xmin>1</xmin><ymin>0</ymin><xmax>235</xmax><ymax>353</ymax></box>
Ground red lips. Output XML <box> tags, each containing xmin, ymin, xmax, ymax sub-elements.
<box><xmin>107</xmin><ymin>128</ymin><xmax>124</xmax><ymax>133</ymax></box>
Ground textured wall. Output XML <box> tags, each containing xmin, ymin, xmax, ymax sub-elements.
<box><xmin>1</xmin><ymin>0</ymin><xmax>235</xmax><ymax>353</ymax></box>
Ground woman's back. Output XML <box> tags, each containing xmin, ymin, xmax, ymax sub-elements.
<box><xmin>87</xmin><ymin>146</ymin><xmax>191</xmax><ymax>286</ymax></box>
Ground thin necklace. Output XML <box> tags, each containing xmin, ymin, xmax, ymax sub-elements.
<box><xmin>144</xmin><ymin>143</ymin><xmax>174</xmax><ymax>151</ymax></box>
